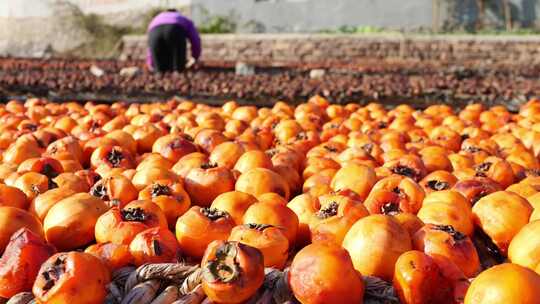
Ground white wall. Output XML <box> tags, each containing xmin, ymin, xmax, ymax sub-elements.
<box><xmin>70</xmin><ymin>0</ymin><xmax>191</xmax><ymax>13</ymax></box>
<box><xmin>190</xmin><ymin>0</ymin><xmax>435</xmax><ymax>32</ymax></box>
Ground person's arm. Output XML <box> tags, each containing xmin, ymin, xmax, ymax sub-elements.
<box><xmin>185</xmin><ymin>20</ymin><xmax>202</xmax><ymax>61</ymax></box>
<box><xmin>146</xmin><ymin>48</ymin><xmax>154</xmax><ymax>71</ymax></box>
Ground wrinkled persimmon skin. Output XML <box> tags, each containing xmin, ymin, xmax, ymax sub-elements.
<box><xmin>0</xmin><ymin>206</ymin><xmax>44</xmax><ymax>254</ymax></box>
<box><xmin>129</xmin><ymin>227</ymin><xmax>180</xmax><ymax>266</ymax></box>
<box><xmin>90</xmin><ymin>174</ymin><xmax>138</xmax><ymax>209</ymax></box>
<box><xmin>85</xmin><ymin>243</ymin><xmax>133</xmax><ymax>271</ymax></box>
<box><xmin>0</xmin><ymin>228</ymin><xmax>56</xmax><ymax>298</ymax></box>
<box><xmin>228</xmin><ymin>224</ymin><xmax>289</xmax><ymax>269</ymax></box>
<box><xmin>413</xmin><ymin>224</ymin><xmax>480</xmax><ymax>278</ymax></box>
<box><xmin>366</xmin><ymin>174</ymin><xmax>426</xmax><ymax>215</ymax></box>
<box><xmin>288</xmin><ymin>243</ymin><xmax>364</xmax><ymax>304</ymax></box>
<box><xmin>176</xmin><ymin>206</ymin><xmax>235</xmax><ymax>260</ymax></box>
<box><xmin>32</xmin><ymin>252</ymin><xmax>111</xmax><ymax>304</ymax></box>
<box><xmin>452</xmin><ymin>177</ymin><xmax>502</xmax><ymax>205</ymax></box>
<box><xmin>393</xmin><ymin>251</ymin><xmax>453</xmax><ymax>304</ymax></box>
<box><xmin>201</xmin><ymin>241</ymin><xmax>264</xmax><ymax>304</ymax></box>
<box><xmin>95</xmin><ymin>200</ymin><xmax>167</xmax><ymax>246</ymax></box>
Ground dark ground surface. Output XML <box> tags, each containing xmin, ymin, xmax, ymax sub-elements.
<box><xmin>0</xmin><ymin>57</ymin><xmax>537</xmax><ymax>109</ymax></box>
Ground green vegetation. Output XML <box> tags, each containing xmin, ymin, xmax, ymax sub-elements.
<box><xmin>196</xmin><ymin>7</ymin><xmax>237</xmax><ymax>34</ymax></box>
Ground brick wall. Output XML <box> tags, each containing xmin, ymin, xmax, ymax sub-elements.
<box><xmin>120</xmin><ymin>33</ymin><xmax>540</xmax><ymax>65</ymax></box>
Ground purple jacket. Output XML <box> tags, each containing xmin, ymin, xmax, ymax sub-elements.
<box><xmin>146</xmin><ymin>11</ymin><xmax>202</xmax><ymax>69</ymax></box>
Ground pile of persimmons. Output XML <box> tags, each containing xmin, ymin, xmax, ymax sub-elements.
<box><xmin>1</xmin><ymin>96</ymin><xmax>540</xmax><ymax>304</ymax></box>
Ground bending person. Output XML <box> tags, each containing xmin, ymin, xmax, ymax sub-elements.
<box><xmin>146</xmin><ymin>9</ymin><xmax>201</xmax><ymax>73</ymax></box>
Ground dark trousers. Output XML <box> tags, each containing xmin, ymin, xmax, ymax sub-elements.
<box><xmin>148</xmin><ymin>24</ymin><xmax>187</xmax><ymax>73</ymax></box>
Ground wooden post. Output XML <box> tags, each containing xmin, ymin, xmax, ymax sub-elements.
<box><xmin>432</xmin><ymin>0</ymin><xmax>440</xmax><ymax>33</ymax></box>
<box><xmin>503</xmin><ymin>0</ymin><xmax>512</xmax><ymax>31</ymax></box>
<box><xmin>476</xmin><ymin>0</ymin><xmax>485</xmax><ymax>31</ymax></box>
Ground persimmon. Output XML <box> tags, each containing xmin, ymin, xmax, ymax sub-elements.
<box><xmin>413</xmin><ymin>224</ymin><xmax>480</xmax><ymax>277</ymax></box>
<box><xmin>74</xmin><ymin>169</ymin><xmax>101</xmax><ymax>189</ymax></box>
<box><xmin>393</xmin><ymin>213</ymin><xmax>425</xmax><ymax>237</ymax></box>
<box><xmin>0</xmin><ymin>184</ymin><xmax>28</xmax><ymax>209</ymax></box>
<box><xmin>288</xmin><ymin>243</ymin><xmax>364</xmax><ymax>304</ymax></box>
<box><xmin>201</xmin><ymin>241</ymin><xmax>264</xmax><ymax>304</ymax></box>
<box><xmin>452</xmin><ymin>177</ymin><xmax>502</xmax><ymax>205</ymax></box>
<box><xmin>152</xmin><ymin>134</ymin><xmax>198</xmax><ymax>163</ymax></box>
<box><xmin>383</xmin><ymin>154</ymin><xmax>427</xmax><ymax>182</ymax></box>
<box><xmin>420</xmin><ymin>170</ymin><xmax>458</xmax><ymax>194</ymax></box>
<box><xmin>464</xmin><ymin>263</ymin><xmax>540</xmax><ymax>304</ymax></box>
<box><xmin>85</xmin><ymin>243</ymin><xmax>133</xmax><ymax>271</ymax></box>
<box><xmin>185</xmin><ymin>162</ymin><xmax>236</xmax><ymax>207</ymax></box>
<box><xmin>94</xmin><ymin>200</ymin><xmax>167</xmax><ymax>245</ymax></box>
<box><xmin>138</xmin><ymin>180</ymin><xmax>191</xmax><ymax>228</ymax></box>
<box><xmin>89</xmin><ymin>174</ymin><xmax>138</xmax><ymax>208</ymax></box>
<box><xmin>473</xmin><ymin>156</ymin><xmax>515</xmax><ymax>188</ymax></box>
<box><xmin>136</xmin><ymin>153</ymin><xmax>174</xmax><ymax>170</ymax></box>
<box><xmin>209</xmin><ymin>141</ymin><xmax>245</xmax><ymax>169</ymax></box>
<box><xmin>418</xmin><ymin>146</ymin><xmax>453</xmax><ymax>173</ymax></box>
<box><xmin>418</xmin><ymin>190</ymin><xmax>473</xmax><ymax>235</ymax></box>
<box><xmin>194</xmin><ymin>128</ymin><xmax>227</xmax><ymax>153</ymax></box>
<box><xmin>171</xmin><ymin>152</ymin><xmax>208</xmax><ymax>177</ymax></box>
<box><xmin>131</xmin><ymin>166</ymin><xmax>178</xmax><ymax>190</ymax></box>
<box><xmin>32</xmin><ymin>252</ymin><xmax>111</xmax><ymax>304</ymax></box>
<box><xmin>104</xmin><ymin>129</ymin><xmax>137</xmax><ymax>155</ymax></box>
<box><xmin>508</xmin><ymin>220</ymin><xmax>540</xmax><ymax>273</ymax></box>
<box><xmin>365</xmin><ymin>174</ymin><xmax>425</xmax><ymax>215</ymax></box>
<box><xmin>232</xmin><ymin>150</ymin><xmax>273</xmax><ymax>174</ymax></box>
<box><xmin>243</xmin><ymin>201</ymin><xmax>299</xmax><ymax>246</ymax></box>
<box><xmin>0</xmin><ymin>228</ymin><xmax>55</xmax><ymax>298</ymax></box>
<box><xmin>210</xmin><ymin>191</ymin><xmax>257</xmax><ymax>225</ymax></box>
<box><xmin>90</xmin><ymin>145</ymin><xmax>135</xmax><ymax>170</ymax></box>
<box><xmin>330</xmin><ymin>163</ymin><xmax>376</xmax><ymax>200</ymax></box>
<box><xmin>3</xmin><ymin>138</ymin><xmax>41</xmax><ymax>165</ymax></box>
<box><xmin>175</xmin><ymin>206</ymin><xmax>235</xmax><ymax>259</ymax></box>
<box><xmin>13</xmin><ymin>172</ymin><xmax>53</xmax><ymax>201</ymax></box>
<box><xmin>30</xmin><ymin>188</ymin><xmax>77</xmax><ymax>221</ymax></box>
<box><xmin>343</xmin><ymin>214</ymin><xmax>411</xmax><ymax>280</ymax></box>
<box><xmin>287</xmin><ymin>193</ymin><xmax>320</xmax><ymax>246</ymax></box>
<box><xmin>18</xmin><ymin>157</ymin><xmax>64</xmax><ymax>179</ymax></box>
<box><xmin>393</xmin><ymin>250</ymin><xmax>453</xmax><ymax>304</ymax></box>
<box><xmin>0</xmin><ymin>207</ymin><xmax>43</xmax><ymax>254</ymax></box>
<box><xmin>309</xmin><ymin>193</ymin><xmax>369</xmax><ymax>244</ymax></box>
<box><xmin>228</xmin><ymin>223</ymin><xmax>289</xmax><ymax>269</ymax></box>
<box><xmin>82</xmin><ymin>136</ymin><xmax>118</xmax><ymax>165</ymax></box>
<box><xmin>472</xmin><ymin>191</ymin><xmax>532</xmax><ymax>255</ymax></box>
<box><xmin>236</xmin><ymin>167</ymin><xmax>290</xmax><ymax>200</ymax></box>
<box><xmin>129</xmin><ymin>227</ymin><xmax>180</xmax><ymax>266</ymax></box>
<box><xmin>45</xmin><ymin>136</ymin><xmax>83</xmax><ymax>163</ymax></box>
<box><xmin>44</xmin><ymin>193</ymin><xmax>107</xmax><ymax>251</ymax></box>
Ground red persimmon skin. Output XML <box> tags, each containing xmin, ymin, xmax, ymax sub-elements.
<box><xmin>0</xmin><ymin>228</ymin><xmax>56</xmax><ymax>298</ymax></box>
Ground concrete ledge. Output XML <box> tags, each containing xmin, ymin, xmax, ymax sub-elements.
<box><xmin>120</xmin><ymin>33</ymin><xmax>540</xmax><ymax>64</ymax></box>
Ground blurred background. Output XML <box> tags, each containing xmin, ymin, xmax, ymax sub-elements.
<box><xmin>2</xmin><ymin>0</ymin><xmax>539</xmax><ymax>58</ymax></box>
